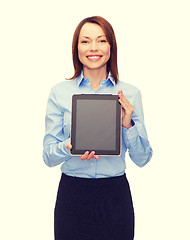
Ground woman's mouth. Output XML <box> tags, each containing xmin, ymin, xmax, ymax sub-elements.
<box><xmin>86</xmin><ymin>55</ymin><xmax>102</xmax><ymax>62</ymax></box>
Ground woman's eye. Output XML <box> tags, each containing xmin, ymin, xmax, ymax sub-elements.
<box><xmin>99</xmin><ymin>40</ymin><xmax>107</xmax><ymax>43</ymax></box>
<box><xmin>81</xmin><ymin>40</ymin><xmax>89</xmax><ymax>44</ymax></box>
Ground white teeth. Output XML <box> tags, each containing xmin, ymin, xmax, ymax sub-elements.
<box><xmin>88</xmin><ymin>56</ymin><xmax>101</xmax><ymax>59</ymax></box>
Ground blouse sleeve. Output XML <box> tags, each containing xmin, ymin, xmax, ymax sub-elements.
<box><xmin>122</xmin><ymin>89</ymin><xmax>153</xmax><ymax>167</ymax></box>
<box><xmin>43</xmin><ymin>88</ymin><xmax>72</xmax><ymax>167</ymax></box>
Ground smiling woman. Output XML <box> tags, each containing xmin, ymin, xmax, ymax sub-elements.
<box><xmin>68</xmin><ymin>16</ymin><xmax>119</xmax><ymax>83</ymax></box>
<box><xmin>77</xmin><ymin>23</ymin><xmax>111</xmax><ymax>89</ymax></box>
<box><xmin>78</xmin><ymin>23</ymin><xmax>110</xmax><ymax>65</ymax></box>
<box><xmin>43</xmin><ymin>15</ymin><xmax>153</xmax><ymax>240</ymax></box>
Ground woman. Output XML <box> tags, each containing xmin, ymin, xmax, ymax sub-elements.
<box><xmin>43</xmin><ymin>16</ymin><xmax>153</xmax><ymax>240</ymax></box>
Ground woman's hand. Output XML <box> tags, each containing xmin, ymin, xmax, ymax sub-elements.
<box><xmin>66</xmin><ymin>140</ymin><xmax>99</xmax><ymax>161</ymax></box>
<box><xmin>118</xmin><ymin>90</ymin><xmax>134</xmax><ymax>129</ymax></box>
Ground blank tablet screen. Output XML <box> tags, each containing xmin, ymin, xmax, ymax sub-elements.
<box><xmin>71</xmin><ymin>94</ymin><xmax>121</xmax><ymax>155</ymax></box>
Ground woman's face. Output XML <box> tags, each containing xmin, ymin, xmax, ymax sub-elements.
<box><xmin>78</xmin><ymin>23</ymin><xmax>111</xmax><ymax>72</ymax></box>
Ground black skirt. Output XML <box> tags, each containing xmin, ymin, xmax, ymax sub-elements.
<box><xmin>54</xmin><ymin>173</ymin><xmax>134</xmax><ymax>240</ymax></box>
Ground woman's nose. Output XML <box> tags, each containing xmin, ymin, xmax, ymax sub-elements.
<box><xmin>90</xmin><ymin>41</ymin><xmax>98</xmax><ymax>51</ymax></box>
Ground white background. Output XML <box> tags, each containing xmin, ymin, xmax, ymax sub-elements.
<box><xmin>1</xmin><ymin>0</ymin><xmax>190</xmax><ymax>239</ymax></box>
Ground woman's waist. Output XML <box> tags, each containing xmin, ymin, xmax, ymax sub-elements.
<box><xmin>60</xmin><ymin>172</ymin><xmax>127</xmax><ymax>186</ymax></box>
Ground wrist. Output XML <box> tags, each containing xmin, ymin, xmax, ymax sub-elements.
<box><xmin>122</xmin><ymin>119</ymin><xmax>135</xmax><ymax>129</ymax></box>
<box><xmin>123</xmin><ymin>124</ymin><xmax>133</xmax><ymax>129</ymax></box>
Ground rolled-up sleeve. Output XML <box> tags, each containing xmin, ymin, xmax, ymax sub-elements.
<box><xmin>43</xmin><ymin>88</ymin><xmax>72</xmax><ymax>167</ymax></box>
<box><xmin>122</xmin><ymin>89</ymin><xmax>153</xmax><ymax>167</ymax></box>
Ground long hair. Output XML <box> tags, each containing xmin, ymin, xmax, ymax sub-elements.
<box><xmin>68</xmin><ymin>16</ymin><xmax>119</xmax><ymax>83</ymax></box>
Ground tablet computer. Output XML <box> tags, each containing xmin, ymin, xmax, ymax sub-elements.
<box><xmin>71</xmin><ymin>94</ymin><xmax>121</xmax><ymax>156</ymax></box>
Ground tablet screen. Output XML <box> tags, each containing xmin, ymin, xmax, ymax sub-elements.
<box><xmin>71</xmin><ymin>94</ymin><xmax>121</xmax><ymax>155</ymax></box>
<box><xmin>76</xmin><ymin>99</ymin><xmax>116</xmax><ymax>150</ymax></box>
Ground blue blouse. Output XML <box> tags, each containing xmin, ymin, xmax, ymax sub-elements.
<box><xmin>43</xmin><ymin>71</ymin><xmax>153</xmax><ymax>178</ymax></box>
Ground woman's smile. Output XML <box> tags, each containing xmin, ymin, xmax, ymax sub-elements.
<box><xmin>86</xmin><ymin>55</ymin><xmax>103</xmax><ymax>62</ymax></box>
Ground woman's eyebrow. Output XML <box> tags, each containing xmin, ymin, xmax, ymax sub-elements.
<box><xmin>81</xmin><ymin>36</ymin><xmax>90</xmax><ymax>39</ymax></box>
<box><xmin>97</xmin><ymin>35</ymin><xmax>106</xmax><ymax>38</ymax></box>
<box><xmin>81</xmin><ymin>35</ymin><xmax>106</xmax><ymax>39</ymax></box>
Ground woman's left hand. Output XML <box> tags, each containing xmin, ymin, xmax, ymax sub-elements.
<box><xmin>118</xmin><ymin>90</ymin><xmax>134</xmax><ymax>129</ymax></box>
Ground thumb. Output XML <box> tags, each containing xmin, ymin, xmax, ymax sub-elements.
<box><xmin>65</xmin><ymin>139</ymin><xmax>72</xmax><ymax>150</ymax></box>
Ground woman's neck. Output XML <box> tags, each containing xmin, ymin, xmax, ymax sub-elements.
<box><xmin>83</xmin><ymin>67</ymin><xmax>108</xmax><ymax>90</ymax></box>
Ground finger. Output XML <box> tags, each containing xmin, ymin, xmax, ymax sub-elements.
<box><xmin>93</xmin><ymin>155</ymin><xmax>99</xmax><ymax>160</ymax></box>
<box><xmin>118</xmin><ymin>89</ymin><xmax>125</xmax><ymax>99</ymax></box>
<box><xmin>118</xmin><ymin>92</ymin><xmax>130</xmax><ymax>107</ymax></box>
<box><xmin>118</xmin><ymin>91</ymin><xmax>133</xmax><ymax>110</ymax></box>
<box><xmin>118</xmin><ymin>89</ymin><xmax>122</xmax><ymax>95</ymax></box>
<box><xmin>118</xmin><ymin>91</ymin><xmax>130</xmax><ymax>105</ymax></box>
<box><xmin>66</xmin><ymin>141</ymin><xmax>72</xmax><ymax>150</ymax></box>
<box><xmin>86</xmin><ymin>151</ymin><xmax>95</xmax><ymax>161</ymax></box>
<box><xmin>80</xmin><ymin>151</ymin><xmax>89</xmax><ymax>160</ymax></box>
<box><xmin>119</xmin><ymin>98</ymin><xmax>134</xmax><ymax>112</ymax></box>
<box><xmin>119</xmin><ymin>98</ymin><xmax>130</xmax><ymax>111</ymax></box>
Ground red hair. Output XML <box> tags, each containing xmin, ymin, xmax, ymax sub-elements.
<box><xmin>68</xmin><ymin>16</ymin><xmax>119</xmax><ymax>83</ymax></box>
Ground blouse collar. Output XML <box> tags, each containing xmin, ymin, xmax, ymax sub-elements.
<box><xmin>76</xmin><ymin>70</ymin><xmax>116</xmax><ymax>86</ymax></box>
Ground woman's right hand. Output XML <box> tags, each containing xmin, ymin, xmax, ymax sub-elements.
<box><xmin>65</xmin><ymin>140</ymin><xmax>99</xmax><ymax>161</ymax></box>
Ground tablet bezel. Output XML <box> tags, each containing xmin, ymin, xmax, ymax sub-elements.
<box><xmin>71</xmin><ymin>94</ymin><xmax>121</xmax><ymax>156</ymax></box>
